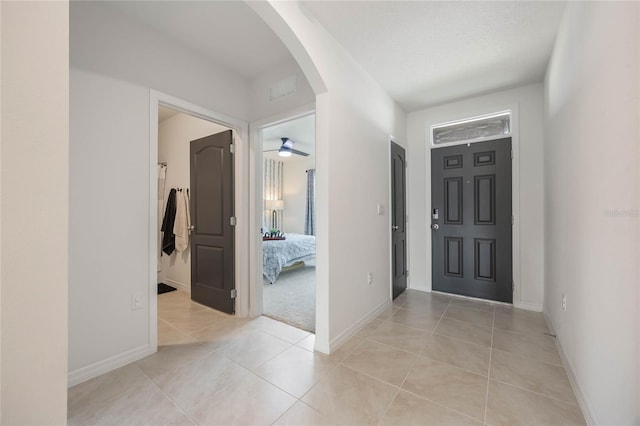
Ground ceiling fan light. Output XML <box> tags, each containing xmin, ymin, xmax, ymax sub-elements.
<box><xmin>278</xmin><ymin>148</ymin><xmax>292</xmax><ymax>157</ymax></box>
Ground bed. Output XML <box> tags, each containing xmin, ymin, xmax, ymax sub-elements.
<box><xmin>263</xmin><ymin>233</ymin><xmax>316</xmax><ymax>283</ymax></box>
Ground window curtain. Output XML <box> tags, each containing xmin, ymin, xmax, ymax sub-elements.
<box><xmin>304</xmin><ymin>169</ymin><xmax>316</xmax><ymax>235</ymax></box>
<box><xmin>264</xmin><ymin>158</ymin><xmax>284</xmax><ymax>230</ymax></box>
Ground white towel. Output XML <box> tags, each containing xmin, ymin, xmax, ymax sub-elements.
<box><xmin>173</xmin><ymin>190</ymin><xmax>191</xmax><ymax>253</ymax></box>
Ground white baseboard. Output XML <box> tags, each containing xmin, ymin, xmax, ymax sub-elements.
<box><xmin>68</xmin><ymin>344</ymin><xmax>154</xmax><ymax>388</ymax></box>
<box><xmin>514</xmin><ymin>301</ymin><xmax>543</xmax><ymax>312</ymax></box>
<box><xmin>328</xmin><ymin>299</ymin><xmax>392</xmax><ymax>353</ymax></box>
<box><xmin>164</xmin><ymin>278</ymin><xmax>190</xmax><ymax>294</ymax></box>
<box><xmin>544</xmin><ymin>315</ymin><xmax>597</xmax><ymax>426</ymax></box>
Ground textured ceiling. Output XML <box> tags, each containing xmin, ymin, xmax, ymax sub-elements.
<box><xmin>104</xmin><ymin>1</ymin><xmax>293</xmax><ymax>79</ymax></box>
<box><xmin>103</xmin><ymin>1</ymin><xmax>566</xmax><ymax>112</ymax></box>
<box><xmin>304</xmin><ymin>1</ymin><xmax>566</xmax><ymax>111</ymax></box>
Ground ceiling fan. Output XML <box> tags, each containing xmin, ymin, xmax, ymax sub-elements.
<box><xmin>264</xmin><ymin>137</ymin><xmax>310</xmax><ymax>157</ymax></box>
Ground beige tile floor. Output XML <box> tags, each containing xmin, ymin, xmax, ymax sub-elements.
<box><xmin>68</xmin><ymin>289</ymin><xmax>586</xmax><ymax>425</ymax></box>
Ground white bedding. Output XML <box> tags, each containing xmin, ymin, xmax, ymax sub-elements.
<box><xmin>263</xmin><ymin>233</ymin><xmax>316</xmax><ymax>283</ymax></box>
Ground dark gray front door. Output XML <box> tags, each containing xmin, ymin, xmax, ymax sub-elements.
<box><xmin>391</xmin><ymin>142</ymin><xmax>407</xmax><ymax>299</ymax></box>
<box><xmin>431</xmin><ymin>138</ymin><xmax>512</xmax><ymax>303</ymax></box>
<box><xmin>190</xmin><ymin>130</ymin><xmax>235</xmax><ymax>314</ymax></box>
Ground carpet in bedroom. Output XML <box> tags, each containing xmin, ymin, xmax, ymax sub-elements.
<box><xmin>263</xmin><ymin>257</ymin><xmax>315</xmax><ymax>333</ymax></box>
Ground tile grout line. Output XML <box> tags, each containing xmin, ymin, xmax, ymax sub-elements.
<box><xmin>363</xmin><ymin>334</ymin><xmax>425</xmax><ymax>356</ymax></box>
<box><xmin>376</xmin><ymin>342</ymin><xmax>424</xmax><ymax>426</ymax></box>
<box><xmin>376</xmin><ymin>388</ymin><xmax>400</xmax><ymax>426</ymax></box>
<box><xmin>269</xmin><ymin>400</ymin><xmax>327</xmax><ymax>426</ymax></box>
<box><xmin>191</xmin><ymin>348</ymin><xmax>305</xmax><ymax>418</ymax></box>
<box><xmin>488</xmin><ymin>377</ymin><xmax>581</xmax><ymax>406</ymax></box>
<box><xmin>436</xmin><ymin>314</ymin><xmax>494</xmax><ymax>330</ymax></box>
<box><xmin>213</xmin><ymin>333</ymin><xmax>295</xmax><ymax>373</ymax></box>
<box><xmin>339</xmin><ymin>362</ymin><xmax>403</xmax><ymax>391</ymax></box>
<box><xmin>363</xmin><ymin>333</ymin><xmax>488</xmax><ymax>378</ymax></box>
<box><xmin>335</xmin><ymin>334</ymin><xmax>367</xmax><ymax>366</ymax></box>
<box><xmin>416</xmin><ymin>349</ymin><xmax>490</xmax><ymax>378</ymax></box>
<box><xmin>483</xmin><ymin>308</ymin><xmax>496</xmax><ymax>426</ymax></box>
<box><xmin>132</xmin><ymin>363</ymin><xmax>200</xmax><ymax>426</ymax></box>
<box><xmin>158</xmin><ymin>318</ymin><xmax>202</xmax><ymax>344</ymax></box>
<box><xmin>429</xmin><ymin>297</ymin><xmax>452</xmax><ymax>337</ymax></box>
<box><xmin>367</xmin><ymin>302</ymin><xmax>430</xmax><ymax>426</ymax></box>
<box><xmin>386</xmin><ymin>317</ymin><xmax>443</xmax><ymax>334</ymax></box>
<box><xmin>348</xmin><ymin>335</ymin><xmax>489</xmax><ymax>388</ymax></box>
<box><xmin>490</xmin><ymin>345</ymin><xmax>565</xmax><ymax>368</ymax></box>
<box><xmin>399</xmin><ymin>387</ymin><xmax>487</xmax><ymax>424</ymax></box>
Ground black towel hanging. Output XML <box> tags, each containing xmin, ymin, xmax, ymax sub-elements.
<box><xmin>161</xmin><ymin>188</ymin><xmax>177</xmax><ymax>255</ymax></box>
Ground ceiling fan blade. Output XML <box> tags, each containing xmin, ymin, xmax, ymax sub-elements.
<box><xmin>290</xmin><ymin>148</ymin><xmax>310</xmax><ymax>157</ymax></box>
<box><xmin>263</xmin><ymin>148</ymin><xmax>280</xmax><ymax>152</ymax></box>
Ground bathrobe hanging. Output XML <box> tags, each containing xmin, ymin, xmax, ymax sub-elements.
<box><xmin>174</xmin><ymin>190</ymin><xmax>191</xmax><ymax>253</ymax></box>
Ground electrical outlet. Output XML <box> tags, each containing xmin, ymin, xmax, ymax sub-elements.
<box><xmin>562</xmin><ymin>293</ymin><xmax>567</xmax><ymax>311</ymax></box>
<box><xmin>367</xmin><ymin>272</ymin><xmax>373</xmax><ymax>285</ymax></box>
<box><xmin>132</xmin><ymin>292</ymin><xmax>143</xmax><ymax>310</ymax></box>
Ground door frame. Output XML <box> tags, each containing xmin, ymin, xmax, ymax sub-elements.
<box><xmin>148</xmin><ymin>90</ymin><xmax>249</xmax><ymax>353</ymax></box>
<box><xmin>426</xmin><ymin>103</ymin><xmax>526</xmax><ymax>309</ymax></box>
<box><xmin>247</xmin><ymin>104</ymin><xmax>316</xmax><ymax>315</ymax></box>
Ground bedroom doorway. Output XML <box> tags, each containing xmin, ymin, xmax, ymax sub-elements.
<box><xmin>260</xmin><ymin>113</ymin><xmax>317</xmax><ymax>333</ymax></box>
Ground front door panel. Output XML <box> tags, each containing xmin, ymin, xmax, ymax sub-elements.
<box><xmin>431</xmin><ymin>138</ymin><xmax>512</xmax><ymax>303</ymax></box>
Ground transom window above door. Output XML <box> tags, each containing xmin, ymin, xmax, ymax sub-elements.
<box><xmin>431</xmin><ymin>111</ymin><xmax>511</xmax><ymax>146</ymax></box>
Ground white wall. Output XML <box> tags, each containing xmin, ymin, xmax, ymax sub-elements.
<box><xmin>1</xmin><ymin>2</ymin><xmax>68</xmax><ymax>423</ymax></box>
<box><xmin>69</xmin><ymin>2</ymin><xmax>249</xmax><ymax>379</ymax></box>
<box><xmin>71</xmin><ymin>2</ymin><xmax>248</xmax><ymax>121</ymax></box>
<box><xmin>249</xmin><ymin>58</ymin><xmax>316</xmax><ymax>122</ymax></box>
<box><xmin>251</xmin><ymin>1</ymin><xmax>407</xmax><ymax>351</ymax></box>
<box><xmin>407</xmin><ymin>83</ymin><xmax>545</xmax><ymax>310</ymax></box>
<box><xmin>544</xmin><ymin>2</ymin><xmax>639</xmax><ymax>424</ymax></box>
<box><xmin>158</xmin><ymin>113</ymin><xmax>229</xmax><ymax>292</ymax></box>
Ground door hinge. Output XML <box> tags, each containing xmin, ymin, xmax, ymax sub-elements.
<box><xmin>511</xmin><ymin>149</ymin><xmax>514</xmax><ymax>159</ymax></box>
<box><xmin>230</xmin><ymin>289</ymin><xmax>237</xmax><ymax>299</ymax></box>
<box><xmin>511</xmin><ymin>215</ymin><xmax>514</xmax><ymax>225</ymax></box>
<box><xmin>405</xmin><ymin>160</ymin><xmax>408</xmax><ymax>168</ymax></box>
<box><xmin>406</xmin><ymin>270</ymin><xmax>409</xmax><ymax>278</ymax></box>
<box><xmin>512</xmin><ymin>281</ymin><xmax>515</xmax><ymax>292</ymax></box>
<box><xmin>230</xmin><ymin>143</ymin><xmax>235</xmax><ymax>154</ymax></box>
<box><xmin>406</xmin><ymin>215</ymin><xmax>409</xmax><ymax>223</ymax></box>
<box><xmin>230</xmin><ymin>216</ymin><xmax>237</xmax><ymax>226</ymax></box>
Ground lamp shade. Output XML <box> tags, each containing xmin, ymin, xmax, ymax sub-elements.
<box><xmin>265</xmin><ymin>199</ymin><xmax>284</xmax><ymax>210</ymax></box>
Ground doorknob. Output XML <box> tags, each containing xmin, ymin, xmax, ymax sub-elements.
<box><xmin>392</xmin><ymin>225</ymin><xmax>399</xmax><ymax>231</ymax></box>
<box><xmin>432</xmin><ymin>224</ymin><xmax>440</xmax><ymax>230</ymax></box>
<box><xmin>188</xmin><ymin>225</ymin><xmax>195</xmax><ymax>234</ymax></box>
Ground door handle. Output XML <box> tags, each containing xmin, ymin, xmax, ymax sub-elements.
<box><xmin>432</xmin><ymin>224</ymin><xmax>440</xmax><ymax>230</ymax></box>
<box><xmin>188</xmin><ymin>225</ymin><xmax>195</xmax><ymax>234</ymax></box>
<box><xmin>392</xmin><ymin>225</ymin><xmax>399</xmax><ymax>231</ymax></box>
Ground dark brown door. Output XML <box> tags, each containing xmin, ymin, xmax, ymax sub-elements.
<box><xmin>190</xmin><ymin>130</ymin><xmax>235</xmax><ymax>314</ymax></box>
<box><xmin>431</xmin><ymin>138</ymin><xmax>512</xmax><ymax>303</ymax></box>
<box><xmin>391</xmin><ymin>142</ymin><xmax>407</xmax><ymax>299</ymax></box>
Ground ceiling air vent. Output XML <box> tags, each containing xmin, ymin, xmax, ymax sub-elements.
<box><xmin>268</xmin><ymin>75</ymin><xmax>297</xmax><ymax>102</ymax></box>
